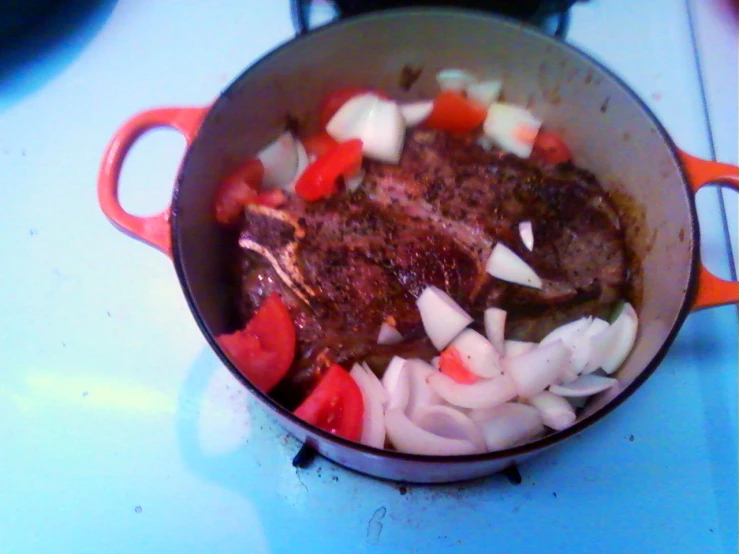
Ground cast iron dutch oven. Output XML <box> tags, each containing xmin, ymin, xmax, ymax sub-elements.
<box><xmin>97</xmin><ymin>10</ymin><xmax>739</xmax><ymax>483</ymax></box>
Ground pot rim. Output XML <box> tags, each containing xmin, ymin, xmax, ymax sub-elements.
<box><xmin>170</xmin><ymin>7</ymin><xmax>699</xmax><ymax>464</ymax></box>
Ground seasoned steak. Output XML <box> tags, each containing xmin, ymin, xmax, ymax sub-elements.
<box><xmin>237</xmin><ymin>197</ymin><xmax>473</xmax><ymax>386</ymax></box>
<box><xmin>235</xmin><ymin>128</ymin><xmax>627</xmax><ymax>394</ymax></box>
<box><xmin>363</xmin><ymin>129</ymin><xmax>626</xmax><ymax>311</ymax></box>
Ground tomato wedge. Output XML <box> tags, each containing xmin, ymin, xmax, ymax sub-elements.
<box><xmin>301</xmin><ymin>131</ymin><xmax>339</xmax><ymax>158</ymax></box>
<box><xmin>439</xmin><ymin>347</ymin><xmax>480</xmax><ymax>384</ymax></box>
<box><xmin>294</xmin><ymin>139</ymin><xmax>363</xmax><ymax>202</ymax></box>
<box><xmin>319</xmin><ymin>87</ymin><xmax>389</xmax><ymax>128</ymax></box>
<box><xmin>213</xmin><ymin>159</ymin><xmax>289</xmax><ymax>225</ymax></box>
<box><xmin>531</xmin><ymin>130</ymin><xmax>573</xmax><ymax>165</ymax></box>
<box><xmin>217</xmin><ymin>293</ymin><xmax>296</xmax><ymax>393</ymax></box>
<box><xmin>294</xmin><ymin>364</ymin><xmax>364</xmax><ymax>441</ymax></box>
<box><xmin>423</xmin><ymin>90</ymin><xmax>488</xmax><ymax>135</ymax></box>
<box><xmin>214</xmin><ymin>158</ymin><xmax>265</xmax><ymax>226</ymax></box>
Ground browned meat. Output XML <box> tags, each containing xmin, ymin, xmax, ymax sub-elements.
<box><xmin>234</xmin><ymin>128</ymin><xmax>627</xmax><ymax>392</ymax></box>
<box><xmin>363</xmin><ymin>129</ymin><xmax>626</xmax><ymax>311</ymax></box>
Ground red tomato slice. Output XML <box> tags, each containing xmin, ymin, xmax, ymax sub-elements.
<box><xmin>214</xmin><ymin>158</ymin><xmax>265</xmax><ymax>226</ymax></box>
<box><xmin>423</xmin><ymin>91</ymin><xmax>488</xmax><ymax>135</ymax></box>
<box><xmin>439</xmin><ymin>347</ymin><xmax>480</xmax><ymax>385</ymax></box>
<box><xmin>218</xmin><ymin>292</ymin><xmax>296</xmax><ymax>393</ymax></box>
<box><xmin>301</xmin><ymin>131</ymin><xmax>339</xmax><ymax>158</ymax></box>
<box><xmin>319</xmin><ymin>87</ymin><xmax>390</xmax><ymax>128</ymax></box>
<box><xmin>295</xmin><ymin>139</ymin><xmax>363</xmax><ymax>202</ymax></box>
<box><xmin>531</xmin><ymin>130</ymin><xmax>573</xmax><ymax>165</ymax></box>
<box><xmin>294</xmin><ymin>364</ymin><xmax>364</xmax><ymax>441</ymax></box>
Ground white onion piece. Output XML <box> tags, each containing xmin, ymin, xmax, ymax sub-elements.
<box><xmin>326</xmin><ymin>93</ymin><xmax>406</xmax><ymax>163</ymax></box>
<box><xmin>359</xmin><ymin>362</ymin><xmax>390</xmax><ymax>407</ymax></box>
<box><xmin>284</xmin><ymin>139</ymin><xmax>310</xmax><ymax>192</ymax></box>
<box><xmin>567</xmin><ymin>317</ymin><xmax>609</xmax><ymax>375</ymax></box>
<box><xmin>568</xmin><ymin>323</ymin><xmax>597</xmax><ymax>375</ymax></box>
<box><xmin>416</xmin><ymin>286</ymin><xmax>473</xmax><ymax>350</ymax></box>
<box><xmin>350</xmin><ymin>363</ymin><xmax>365</xmax><ymax>381</ymax></box>
<box><xmin>483</xmin><ymin>103</ymin><xmax>542</xmax><ymax>158</ymax></box>
<box><xmin>377</xmin><ymin>321</ymin><xmax>403</xmax><ymax>345</ymax></box>
<box><xmin>541</xmin><ymin>316</ymin><xmax>592</xmax><ymax>375</ymax></box>
<box><xmin>355</xmin><ymin>97</ymin><xmax>405</xmax><ymax>163</ymax></box>
<box><xmin>466</xmin><ymin>79</ymin><xmax>502</xmax><ymax>107</ymax></box>
<box><xmin>404</xmin><ymin>359</ymin><xmax>444</xmax><ymax>420</ymax></box>
<box><xmin>449</xmin><ymin>329</ymin><xmax>502</xmax><ymax>378</ymax></box>
<box><xmin>527</xmin><ymin>391</ymin><xmax>576</xmax><ymax>431</ymax></box>
<box><xmin>504</xmin><ymin>340</ymin><xmax>537</xmax><ymax>359</ymax></box>
<box><xmin>559</xmin><ymin>368</ymin><xmax>580</xmax><ymax>384</ymax></box>
<box><xmin>505</xmin><ymin>339</ymin><xmax>571</xmax><ymax>398</ymax></box>
<box><xmin>345</xmin><ymin>168</ymin><xmax>365</xmax><ymax>193</ymax></box>
<box><xmin>400</xmin><ymin>101</ymin><xmax>434</xmax><ymax>126</ymax></box>
<box><xmin>360</xmin><ymin>96</ymin><xmax>405</xmax><ymax>163</ymax></box>
<box><xmin>350</xmin><ymin>364</ymin><xmax>386</xmax><ymax>448</ymax></box>
<box><xmin>586</xmin><ymin>317</ymin><xmax>610</xmax><ymax>338</ymax></box>
<box><xmin>579</xmin><ymin>318</ymin><xmax>610</xmax><ymax>374</ymax></box>
<box><xmin>381</xmin><ymin>356</ymin><xmax>409</xmax><ymax>410</ymax></box>
<box><xmin>412</xmin><ymin>405</ymin><xmax>486</xmax><ymax>452</ymax></box>
<box><xmin>549</xmin><ymin>374</ymin><xmax>617</xmax><ymax>397</ymax></box>
<box><xmin>385</xmin><ymin>408</ymin><xmax>481</xmax><ymax>456</ymax></box>
<box><xmin>541</xmin><ymin>317</ymin><xmax>591</xmax><ymax>347</ymax></box>
<box><xmin>484</xmin><ymin>307</ymin><xmax>507</xmax><ymax>355</ymax></box>
<box><xmin>519</xmin><ymin>221</ymin><xmax>534</xmax><ymax>251</ymax></box>
<box><xmin>587</xmin><ymin>303</ymin><xmax>639</xmax><ymax>374</ymax></box>
<box><xmin>257</xmin><ymin>132</ymin><xmax>299</xmax><ymax>188</ymax></box>
<box><xmin>436</xmin><ymin>68</ymin><xmax>477</xmax><ymax>92</ymax></box>
<box><xmin>427</xmin><ymin>372</ymin><xmax>518</xmax><ymax>410</ymax></box>
<box><xmin>486</xmin><ymin>242</ymin><xmax>542</xmax><ymax>289</ymax></box>
<box><xmin>469</xmin><ymin>403</ymin><xmax>544</xmax><ymax>451</ymax></box>
<box><xmin>326</xmin><ymin>93</ymin><xmax>369</xmax><ymax>137</ymax></box>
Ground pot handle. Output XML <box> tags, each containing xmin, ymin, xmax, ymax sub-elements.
<box><xmin>678</xmin><ymin>150</ymin><xmax>739</xmax><ymax>311</ymax></box>
<box><xmin>97</xmin><ymin>107</ymin><xmax>208</xmax><ymax>257</ymax></box>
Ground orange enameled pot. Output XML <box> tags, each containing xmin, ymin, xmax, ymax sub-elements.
<box><xmin>97</xmin><ymin>10</ymin><xmax>738</xmax><ymax>483</ymax></box>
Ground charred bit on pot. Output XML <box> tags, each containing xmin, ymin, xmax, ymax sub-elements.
<box><xmin>399</xmin><ymin>65</ymin><xmax>423</xmax><ymax>91</ymax></box>
<box><xmin>285</xmin><ymin>112</ymin><xmax>302</xmax><ymax>135</ymax></box>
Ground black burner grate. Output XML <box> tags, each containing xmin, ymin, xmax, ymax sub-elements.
<box><xmin>291</xmin><ymin>0</ymin><xmax>582</xmax><ymax>38</ymax></box>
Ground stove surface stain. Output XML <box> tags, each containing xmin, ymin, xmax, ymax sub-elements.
<box><xmin>366</xmin><ymin>506</ymin><xmax>387</xmax><ymax>545</ymax></box>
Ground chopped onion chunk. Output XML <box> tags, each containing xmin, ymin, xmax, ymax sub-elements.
<box><xmin>549</xmin><ymin>374</ymin><xmax>617</xmax><ymax>397</ymax></box>
<box><xmin>486</xmin><ymin>242</ymin><xmax>543</xmax><ymax>289</ymax></box>
<box><xmin>527</xmin><ymin>391</ymin><xmax>576</xmax><ymax>431</ymax></box>
<box><xmin>377</xmin><ymin>322</ymin><xmax>403</xmax><ymax>345</ymax></box>
<box><xmin>519</xmin><ymin>221</ymin><xmax>534</xmax><ymax>251</ymax></box>
<box><xmin>417</xmin><ymin>286</ymin><xmax>473</xmax><ymax>350</ymax></box>
<box><xmin>469</xmin><ymin>403</ymin><xmax>545</xmax><ymax>451</ymax></box>
<box><xmin>427</xmin><ymin>372</ymin><xmax>518</xmax><ymax>410</ymax></box>
<box><xmin>385</xmin><ymin>408</ymin><xmax>482</xmax><ymax>455</ymax></box>
<box><xmin>327</xmin><ymin>93</ymin><xmax>406</xmax><ymax>163</ymax></box>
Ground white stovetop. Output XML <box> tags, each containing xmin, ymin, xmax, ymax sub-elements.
<box><xmin>0</xmin><ymin>1</ymin><xmax>736</xmax><ymax>553</ymax></box>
